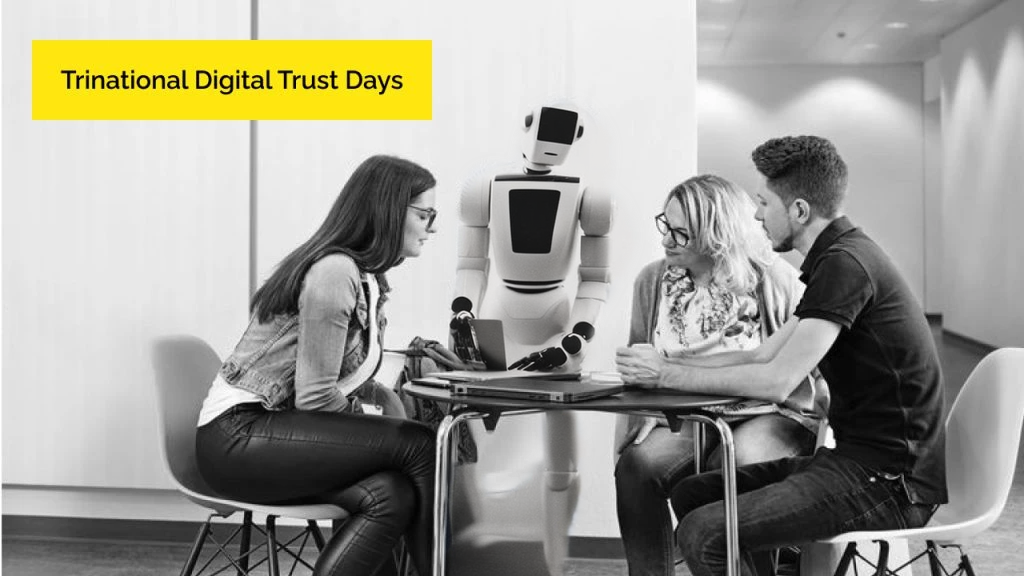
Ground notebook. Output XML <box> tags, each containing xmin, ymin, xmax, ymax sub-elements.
<box><xmin>451</xmin><ymin>376</ymin><xmax>624</xmax><ymax>403</ymax></box>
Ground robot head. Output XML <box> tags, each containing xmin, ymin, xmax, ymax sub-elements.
<box><xmin>521</xmin><ymin>104</ymin><xmax>584</xmax><ymax>173</ymax></box>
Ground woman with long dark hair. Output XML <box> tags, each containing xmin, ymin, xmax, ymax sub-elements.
<box><xmin>196</xmin><ymin>154</ymin><xmax>439</xmax><ymax>576</ymax></box>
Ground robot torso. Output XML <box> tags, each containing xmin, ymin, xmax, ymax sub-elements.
<box><xmin>489</xmin><ymin>173</ymin><xmax>582</xmax><ymax>291</ymax></box>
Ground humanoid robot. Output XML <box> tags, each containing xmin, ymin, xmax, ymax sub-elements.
<box><xmin>450</xmin><ymin>103</ymin><xmax>613</xmax><ymax>575</ymax></box>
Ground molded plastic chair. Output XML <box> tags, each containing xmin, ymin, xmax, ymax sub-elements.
<box><xmin>152</xmin><ymin>335</ymin><xmax>350</xmax><ymax>576</ymax></box>
<box><xmin>818</xmin><ymin>347</ymin><xmax>1024</xmax><ymax>576</ymax></box>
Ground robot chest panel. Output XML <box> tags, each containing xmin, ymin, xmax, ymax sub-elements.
<box><xmin>489</xmin><ymin>176</ymin><xmax>581</xmax><ymax>282</ymax></box>
<box><xmin>491</xmin><ymin>177</ymin><xmax>581</xmax><ymax>254</ymax></box>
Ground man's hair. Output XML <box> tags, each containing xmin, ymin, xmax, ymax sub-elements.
<box><xmin>751</xmin><ymin>135</ymin><xmax>848</xmax><ymax>218</ymax></box>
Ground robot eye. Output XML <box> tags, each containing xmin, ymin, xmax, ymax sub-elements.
<box><xmin>576</xmin><ymin>125</ymin><xmax>584</xmax><ymax>139</ymax></box>
<box><xmin>524</xmin><ymin>113</ymin><xmax>533</xmax><ymax>130</ymax></box>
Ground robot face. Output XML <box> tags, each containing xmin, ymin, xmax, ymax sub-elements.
<box><xmin>522</xmin><ymin>106</ymin><xmax>584</xmax><ymax>170</ymax></box>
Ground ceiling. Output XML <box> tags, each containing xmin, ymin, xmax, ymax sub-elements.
<box><xmin>697</xmin><ymin>0</ymin><xmax>1007</xmax><ymax>65</ymax></box>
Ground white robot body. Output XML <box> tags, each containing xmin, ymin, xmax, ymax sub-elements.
<box><xmin>449</xmin><ymin>103</ymin><xmax>612</xmax><ymax>576</ymax></box>
<box><xmin>481</xmin><ymin>285</ymin><xmax>569</xmax><ymax>346</ymax></box>
<box><xmin>489</xmin><ymin>174</ymin><xmax>582</xmax><ymax>290</ymax></box>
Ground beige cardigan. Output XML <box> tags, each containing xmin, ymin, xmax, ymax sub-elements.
<box><xmin>626</xmin><ymin>256</ymin><xmax>829</xmax><ymax>425</ymax></box>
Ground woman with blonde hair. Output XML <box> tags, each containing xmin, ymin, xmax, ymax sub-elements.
<box><xmin>613</xmin><ymin>174</ymin><xmax>826</xmax><ymax>576</ymax></box>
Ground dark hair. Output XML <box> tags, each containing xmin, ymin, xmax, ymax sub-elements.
<box><xmin>250</xmin><ymin>154</ymin><xmax>435</xmax><ymax>322</ymax></box>
<box><xmin>751</xmin><ymin>135</ymin><xmax>848</xmax><ymax>218</ymax></box>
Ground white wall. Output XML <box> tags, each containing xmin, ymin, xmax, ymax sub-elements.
<box><xmin>254</xmin><ymin>0</ymin><xmax>696</xmax><ymax>540</ymax></box>
<box><xmin>697</xmin><ymin>65</ymin><xmax>926</xmax><ymax>304</ymax></box>
<box><xmin>2</xmin><ymin>0</ymin><xmax>698</xmax><ymax>541</ymax></box>
<box><xmin>2</xmin><ymin>1</ymin><xmax>251</xmax><ymax>489</ymax></box>
<box><xmin>940</xmin><ymin>0</ymin><xmax>1024</xmax><ymax>347</ymax></box>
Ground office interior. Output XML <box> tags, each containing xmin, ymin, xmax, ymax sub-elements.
<box><xmin>3</xmin><ymin>0</ymin><xmax>1023</xmax><ymax>574</ymax></box>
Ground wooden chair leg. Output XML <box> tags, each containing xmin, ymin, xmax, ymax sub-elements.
<box><xmin>872</xmin><ymin>540</ymin><xmax>890</xmax><ymax>576</ymax></box>
<box><xmin>237</xmin><ymin>511</ymin><xmax>252</xmax><ymax>576</ymax></box>
<box><xmin>180</xmin><ymin>519</ymin><xmax>211</xmax><ymax>576</ymax></box>
<box><xmin>266</xmin><ymin>515</ymin><xmax>280</xmax><ymax>576</ymax></box>
<box><xmin>308</xmin><ymin>520</ymin><xmax>327</xmax><ymax>551</ymax></box>
<box><xmin>832</xmin><ymin>543</ymin><xmax>858</xmax><ymax>576</ymax></box>
<box><xmin>960</xmin><ymin>552</ymin><xmax>976</xmax><ymax>576</ymax></box>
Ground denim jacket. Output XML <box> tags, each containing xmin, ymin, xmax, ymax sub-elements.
<box><xmin>219</xmin><ymin>254</ymin><xmax>389</xmax><ymax>412</ymax></box>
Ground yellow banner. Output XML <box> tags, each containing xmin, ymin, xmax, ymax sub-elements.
<box><xmin>32</xmin><ymin>40</ymin><xmax>432</xmax><ymax>120</ymax></box>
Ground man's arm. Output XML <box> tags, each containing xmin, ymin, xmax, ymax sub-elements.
<box><xmin>617</xmin><ymin>317</ymin><xmax>840</xmax><ymax>402</ymax></box>
<box><xmin>662</xmin><ymin>316</ymin><xmax>801</xmax><ymax>368</ymax></box>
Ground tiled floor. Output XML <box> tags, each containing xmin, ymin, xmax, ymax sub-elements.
<box><xmin>5</xmin><ymin>324</ymin><xmax>1020</xmax><ymax>576</ymax></box>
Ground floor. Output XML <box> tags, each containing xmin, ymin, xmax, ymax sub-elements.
<box><xmin>4</xmin><ymin>325</ymin><xmax>1020</xmax><ymax>576</ymax></box>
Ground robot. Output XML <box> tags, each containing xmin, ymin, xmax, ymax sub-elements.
<box><xmin>449</xmin><ymin>103</ymin><xmax>613</xmax><ymax>575</ymax></box>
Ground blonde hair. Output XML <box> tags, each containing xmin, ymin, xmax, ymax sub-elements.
<box><xmin>667</xmin><ymin>174</ymin><xmax>773</xmax><ymax>296</ymax></box>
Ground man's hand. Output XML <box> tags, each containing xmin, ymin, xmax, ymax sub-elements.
<box><xmin>615</xmin><ymin>344</ymin><xmax>666</xmax><ymax>388</ymax></box>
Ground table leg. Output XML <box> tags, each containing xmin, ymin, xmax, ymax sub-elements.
<box><xmin>680</xmin><ymin>414</ymin><xmax>739</xmax><ymax>576</ymax></box>
<box><xmin>430</xmin><ymin>407</ymin><xmax>551</xmax><ymax>576</ymax></box>
<box><xmin>692</xmin><ymin>421</ymin><xmax>706</xmax><ymax>474</ymax></box>
<box><xmin>710</xmin><ymin>417</ymin><xmax>739</xmax><ymax>576</ymax></box>
<box><xmin>432</xmin><ymin>409</ymin><xmax>478</xmax><ymax>576</ymax></box>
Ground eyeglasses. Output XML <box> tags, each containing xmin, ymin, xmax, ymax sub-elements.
<box><xmin>408</xmin><ymin>205</ymin><xmax>437</xmax><ymax>228</ymax></box>
<box><xmin>654</xmin><ymin>212</ymin><xmax>690</xmax><ymax>248</ymax></box>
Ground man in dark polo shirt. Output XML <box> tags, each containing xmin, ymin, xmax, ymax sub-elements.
<box><xmin>615</xmin><ymin>135</ymin><xmax>946</xmax><ymax>576</ymax></box>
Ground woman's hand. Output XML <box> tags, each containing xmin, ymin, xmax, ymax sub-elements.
<box><xmin>353</xmin><ymin>381</ymin><xmax>408</xmax><ymax>418</ymax></box>
<box><xmin>616</xmin><ymin>415</ymin><xmax>662</xmax><ymax>453</ymax></box>
<box><xmin>615</xmin><ymin>345</ymin><xmax>665</xmax><ymax>389</ymax></box>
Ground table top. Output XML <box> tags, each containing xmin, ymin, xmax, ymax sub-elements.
<box><xmin>402</xmin><ymin>381</ymin><xmax>738</xmax><ymax>413</ymax></box>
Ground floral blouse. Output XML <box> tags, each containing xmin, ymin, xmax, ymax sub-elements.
<box><xmin>653</xmin><ymin>265</ymin><xmax>761</xmax><ymax>357</ymax></box>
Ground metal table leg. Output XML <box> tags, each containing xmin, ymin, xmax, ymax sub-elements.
<box><xmin>680</xmin><ymin>414</ymin><xmax>739</xmax><ymax>576</ymax></box>
<box><xmin>431</xmin><ymin>409</ymin><xmax>479</xmax><ymax>576</ymax></box>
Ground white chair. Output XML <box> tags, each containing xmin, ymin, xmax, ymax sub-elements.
<box><xmin>152</xmin><ymin>335</ymin><xmax>351</xmax><ymax>576</ymax></box>
<box><xmin>817</xmin><ymin>347</ymin><xmax>1024</xmax><ymax>576</ymax></box>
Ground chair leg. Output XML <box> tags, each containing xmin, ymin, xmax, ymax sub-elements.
<box><xmin>960</xmin><ymin>552</ymin><xmax>976</xmax><ymax>576</ymax></box>
<box><xmin>237</xmin><ymin>511</ymin><xmax>252</xmax><ymax>576</ymax></box>
<box><xmin>308</xmin><ymin>520</ymin><xmax>327</xmax><ymax>551</ymax></box>
<box><xmin>926</xmin><ymin>541</ymin><xmax>943</xmax><ymax>576</ymax></box>
<box><xmin>832</xmin><ymin>543</ymin><xmax>858</xmax><ymax>576</ymax></box>
<box><xmin>180</xmin><ymin>520</ymin><xmax>212</xmax><ymax>576</ymax></box>
<box><xmin>266</xmin><ymin>515</ymin><xmax>280</xmax><ymax>576</ymax></box>
<box><xmin>872</xmin><ymin>540</ymin><xmax>890</xmax><ymax>576</ymax></box>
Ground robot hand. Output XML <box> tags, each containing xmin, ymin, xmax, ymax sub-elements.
<box><xmin>508</xmin><ymin>322</ymin><xmax>595</xmax><ymax>372</ymax></box>
<box><xmin>449</xmin><ymin>296</ymin><xmax>476</xmax><ymax>330</ymax></box>
<box><xmin>449</xmin><ymin>297</ymin><xmax>486</xmax><ymax>367</ymax></box>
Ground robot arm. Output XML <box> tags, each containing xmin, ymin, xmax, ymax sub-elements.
<box><xmin>452</xmin><ymin>173</ymin><xmax>491</xmax><ymax>326</ymax></box>
<box><xmin>569</xmin><ymin>184</ymin><xmax>613</xmax><ymax>333</ymax></box>
<box><xmin>509</xmin><ymin>185</ymin><xmax>613</xmax><ymax>371</ymax></box>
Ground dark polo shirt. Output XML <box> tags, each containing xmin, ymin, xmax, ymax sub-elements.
<box><xmin>795</xmin><ymin>216</ymin><xmax>947</xmax><ymax>505</ymax></box>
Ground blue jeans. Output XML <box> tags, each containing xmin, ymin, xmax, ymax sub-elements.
<box><xmin>673</xmin><ymin>448</ymin><xmax>938</xmax><ymax>576</ymax></box>
<box><xmin>615</xmin><ymin>414</ymin><xmax>816</xmax><ymax>576</ymax></box>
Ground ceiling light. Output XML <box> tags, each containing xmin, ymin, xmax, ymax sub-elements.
<box><xmin>885</xmin><ymin>22</ymin><xmax>909</xmax><ymax>29</ymax></box>
<box><xmin>863</xmin><ymin>43</ymin><xmax>880</xmax><ymax>50</ymax></box>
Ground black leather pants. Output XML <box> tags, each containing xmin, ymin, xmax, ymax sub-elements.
<box><xmin>196</xmin><ymin>403</ymin><xmax>436</xmax><ymax>576</ymax></box>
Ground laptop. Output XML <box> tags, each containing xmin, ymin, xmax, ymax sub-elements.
<box><xmin>431</xmin><ymin>318</ymin><xmax>582</xmax><ymax>384</ymax></box>
<box><xmin>450</xmin><ymin>318</ymin><xmax>507</xmax><ymax>371</ymax></box>
<box><xmin>451</xmin><ymin>376</ymin><xmax>624</xmax><ymax>403</ymax></box>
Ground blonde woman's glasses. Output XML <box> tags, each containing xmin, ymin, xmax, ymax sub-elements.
<box><xmin>654</xmin><ymin>213</ymin><xmax>690</xmax><ymax>248</ymax></box>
